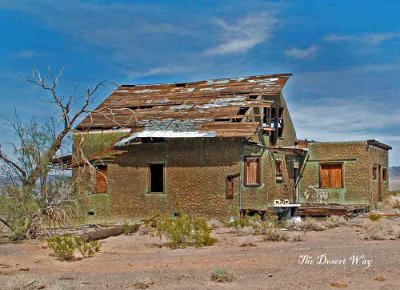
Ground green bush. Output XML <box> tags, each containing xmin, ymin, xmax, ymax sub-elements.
<box><xmin>74</xmin><ymin>237</ymin><xmax>101</xmax><ymax>258</ymax></box>
<box><xmin>47</xmin><ymin>235</ymin><xmax>101</xmax><ymax>260</ymax></box>
<box><xmin>210</xmin><ymin>267</ymin><xmax>236</xmax><ymax>282</ymax></box>
<box><xmin>0</xmin><ymin>190</ymin><xmax>41</xmax><ymax>241</ymax></box>
<box><xmin>368</xmin><ymin>214</ymin><xmax>382</xmax><ymax>222</ymax></box>
<box><xmin>155</xmin><ymin>214</ymin><xmax>216</xmax><ymax>248</ymax></box>
<box><xmin>123</xmin><ymin>221</ymin><xmax>138</xmax><ymax>235</ymax></box>
<box><xmin>47</xmin><ymin>235</ymin><xmax>76</xmax><ymax>260</ymax></box>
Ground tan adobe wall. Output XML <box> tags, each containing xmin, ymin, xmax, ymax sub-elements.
<box><xmin>105</xmin><ymin>138</ymin><xmax>242</xmax><ymax>219</ymax></box>
<box><xmin>73</xmin><ymin>134</ymin><xmax>296</xmax><ymax>220</ymax></box>
<box><xmin>300</xmin><ymin>142</ymin><xmax>389</xmax><ymax>206</ymax></box>
<box><xmin>369</xmin><ymin>145</ymin><xmax>390</xmax><ymax>202</ymax></box>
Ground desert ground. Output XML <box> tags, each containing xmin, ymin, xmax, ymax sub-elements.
<box><xmin>1</xmin><ymin>215</ymin><xmax>399</xmax><ymax>290</ymax></box>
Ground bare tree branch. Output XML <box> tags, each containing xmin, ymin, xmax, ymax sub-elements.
<box><xmin>0</xmin><ymin>148</ymin><xmax>27</xmax><ymax>180</ymax></box>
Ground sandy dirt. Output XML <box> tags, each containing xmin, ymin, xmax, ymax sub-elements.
<box><xmin>1</xmin><ymin>217</ymin><xmax>399</xmax><ymax>290</ymax></box>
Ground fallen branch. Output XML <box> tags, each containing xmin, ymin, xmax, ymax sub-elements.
<box><xmin>0</xmin><ymin>218</ymin><xmax>11</xmax><ymax>229</ymax></box>
<box><xmin>81</xmin><ymin>224</ymin><xmax>139</xmax><ymax>242</ymax></box>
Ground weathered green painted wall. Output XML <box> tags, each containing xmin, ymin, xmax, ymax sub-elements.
<box><xmin>240</xmin><ymin>144</ymin><xmax>295</xmax><ymax>210</ymax></box>
<box><xmin>300</xmin><ymin>142</ymin><xmax>389</xmax><ymax>207</ymax></box>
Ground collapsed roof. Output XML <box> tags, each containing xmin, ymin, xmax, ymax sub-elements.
<box><xmin>77</xmin><ymin>73</ymin><xmax>291</xmax><ymax>139</ymax></box>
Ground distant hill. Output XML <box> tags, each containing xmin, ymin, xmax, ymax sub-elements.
<box><xmin>390</xmin><ymin>166</ymin><xmax>400</xmax><ymax>191</ymax></box>
<box><xmin>0</xmin><ymin>174</ymin><xmax>71</xmax><ymax>194</ymax></box>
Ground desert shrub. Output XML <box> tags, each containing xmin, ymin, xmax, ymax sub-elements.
<box><xmin>383</xmin><ymin>195</ymin><xmax>400</xmax><ymax>209</ymax></box>
<box><xmin>247</xmin><ymin>218</ymin><xmax>288</xmax><ymax>241</ymax></box>
<box><xmin>252</xmin><ymin>219</ymin><xmax>276</xmax><ymax>234</ymax></box>
<box><xmin>74</xmin><ymin>237</ymin><xmax>101</xmax><ymax>258</ymax></box>
<box><xmin>262</xmin><ymin>227</ymin><xmax>289</xmax><ymax>241</ymax></box>
<box><xmin>227</xmin><ymin>213</ymin><xmax>270</xmax><ymax>229</ymax></box>
<box><xmin>0</xmin><ymin>189</ymin><xmax>42</xmax><ymax>241</ymax></box>
<box><xmin>47</xmin><ymin>235</ymin><xmax>101</xmax><ymax>260</ymax></box>
<box><xmin>364</xmin><ymin>219</ymin><xmax>392</xmax><ymax>240</ymax></box>
<box><xmin>210</xmin><ymin>267</ymin><xmax>236</xmax><ymax>283</ymax></box>
<box><xmin>47</xmin><ymin>235</ymin><xmax>76</xmax><ymax>260</ymax></box>
<box><xmin>368</xmin><ymin>214</ymin><xmax>382</xmax><ymax>222</ymax></box>
<box><xmin>155</xmin><ymin>214</ymin><xmax>216</xmax><ymax>248</ymax></box>
<box><xmin>123</xmin><ymin>221</ymin><xmax>138</xmax><ymax>235</ymax></box>
<box><xmin>300</xmin><ymin>217</ymin><xmax>326</xmax><ymax>231</ymax></box>
<box><xmin>291</xmin><ymin>232</ymin><xmax>305</xmax><ymax>242</ymax></box>
<box><xmin>134</xmin><ymin>276</ymin><xmax>154</xmax><ymax>289</ymax></box>
<box><xmin>325</xmin><ymin>215</ymin><xmax>348</xmax><ymax>228</ymax></box>
<box><xmin>282</xmin><ymin>218</ymin><xmax>301</xmax><ymax>230</ymax></box>
<box><xmin>228</xmin><ymin>215</ymin><xmax>253</xmax><ymax>228</ymax></box>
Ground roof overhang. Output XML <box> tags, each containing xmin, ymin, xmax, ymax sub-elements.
<box><xmin>367</xmin><ymin>139</ymin><xmax>392</xmax><ymax>151</ymax></box>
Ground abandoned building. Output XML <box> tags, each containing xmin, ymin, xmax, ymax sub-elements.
<box><xmin>72</xmin><ymin>73</ymin><xmax>392</xmax><ymax>219</ymax></box>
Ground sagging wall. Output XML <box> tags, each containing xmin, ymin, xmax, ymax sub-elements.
<box><xmin>300</xmin><ymin>142</ymin><xmax>389</xmax><ymax>206</ymax></box>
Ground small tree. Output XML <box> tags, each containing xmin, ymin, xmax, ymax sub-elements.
<box><xmin>0</xmin><ymin>67</ymin><xmax>104</xmax><ymax>240</ymax></box>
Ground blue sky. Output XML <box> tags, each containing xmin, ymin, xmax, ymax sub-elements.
<box><xmin>0</xmin><ymin>0</ymin><xmax>399</xmax><ymax>165</ymax></box>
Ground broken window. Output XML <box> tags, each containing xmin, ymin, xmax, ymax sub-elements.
<box><xmin>149</xmin><ymin>163</ymin><xmax>165</xmax><ymax>193</ymax></box>
<box><xmin>383</xmin><ymin>168</ymin><xmax>388</xmax><ymax>181</ymax></box>
<box><xmin>269</xmin><ymin>107</ymin><xmax>284</xmax><ymax>143</ymax></box>
<box><xmin>320</xmin><ymin>163</ymin><xmax>343</xmax><ymax>189</ymax></box>
<box><xmin>275</xmin><ymin>160</ymin><xmax>283</xmax><ymax>183</ymax></box>
<box><xmin>263</xmin><ymin>107</ymin><xmax>272</xmax><ymax>129</ymax></box>
<box><xmin>244</xmin><ymin>157</ymin><xmax>261</xmax><ymax>186</ymax></box>
<box><xmin>373</xmin><ymin>166</ymin><xmax>377</xmax><ymax>180</ymax></box>
<box><xmin>95</xmin><ymin>165</ymin><xmax>108</xmax><ymax>193</ymax></box>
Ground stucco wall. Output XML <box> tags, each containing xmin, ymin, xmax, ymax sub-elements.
<box><xmin>300</xmin><ymin>142</ymin><xmax>389</xmax><ymax>206</ymax></box>
<box><xmin>241</xmin><ymin>144</ymin><xmax>295</xmax><ymax>209</ymax></box>
<box><xmin>103</xmin><ymin>138</ymin><xmax>242</xmax><ymax>219</ymax></box>
<box><xmin>75</xmin><ymin>137</ymin><xmax>295</xmax><ymax>220</ymax></box>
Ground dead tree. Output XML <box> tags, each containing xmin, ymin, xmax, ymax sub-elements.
<box><xmin>0</xmin><ymin>68</ymin><xmax>103</xmax><ymax>186</ymax></box>
<box><xmin>0</xmin><ymin>67</ymin><xmax>104</xmax><ymax>238</ymax></box>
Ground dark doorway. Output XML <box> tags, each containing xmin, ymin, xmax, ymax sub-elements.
<box><xmin>149</xmin><ymin>163</ymin><xmax>164</xmax><ymax>193</ymax></box>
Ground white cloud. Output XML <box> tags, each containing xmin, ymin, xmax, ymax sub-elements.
<box><xmin>284</xmin><ymin>45</ymin><xmax>319</xmax><ymax>60</ymax></box>
<box><xmin>204</xmin><ymin>12</ymin><xmax>277</xmax><ymax>56</ymax></box>
<box><xmin>325</xmin><ymin>32</ymin><xmax>400</xmax><ymax>45</ymax></box>
<box><xmin>284</xmin><ymin>64</ymin><xmax>400</xmax><ymax>166</ymax></box>
<box><xmin>289</xmin><ymin>94</ymin><xmax>400</xmax><ymax>166</ymax></box>
<box><xmin>292</xmin><ymin>97</ymin><xmax>400</xmax><ymax>138</ymax></box>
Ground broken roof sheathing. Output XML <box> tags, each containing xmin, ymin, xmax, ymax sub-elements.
<box><xmin>77</xmin><ymin>73</ymin><xmax>291</xmax><ymax>138</ymax></box>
